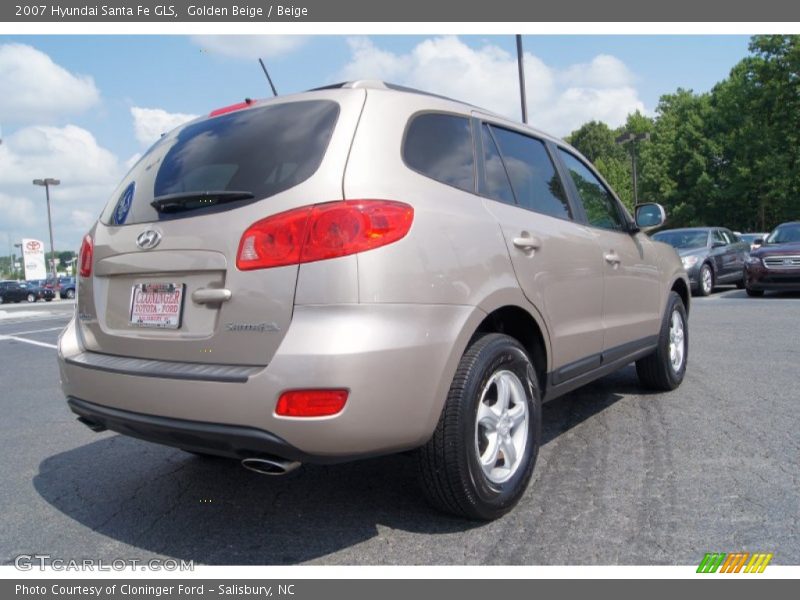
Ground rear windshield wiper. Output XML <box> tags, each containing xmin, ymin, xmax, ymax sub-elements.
<box><xmin>151</xmin><ymin>191</ymin><xmax>255</xmax><ymax>213</ymax></box>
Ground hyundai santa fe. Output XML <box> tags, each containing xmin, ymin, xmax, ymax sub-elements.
<box><xmin>58</xmin><ymin>81</ymin><xmax>690</xmax><ymax>520</ymax></box>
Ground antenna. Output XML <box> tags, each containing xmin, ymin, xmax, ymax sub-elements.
<box><xmin>258</xmin><ymin>58</ymin><xmax>278</xmax><ymax>97</ymax></box>
<box><xmin>515</xmin><ymin>35</ymin><xmax>528</xmax><ymax>124</ymax></box>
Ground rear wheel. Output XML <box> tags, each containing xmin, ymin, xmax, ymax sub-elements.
<box><xmin>26</xmin><ymin>293</ymin><xmax>36</xmax><ymax>303</ymax></box>
<box><xmin>417</xmin><ymin>333</ymin><xmax>541</xmax><ymax>520</ymax></box>
<box><xmin>636</xmin><ymin>291</ymin><xmax>688</xmax><ymax>391</ymax></box>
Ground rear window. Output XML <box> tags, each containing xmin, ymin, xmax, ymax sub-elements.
<box><xmin>101</xmin><ymin>100</ymin><xmax>340</xmax><ymax>225</ymax></box>
<box><xmin>403</xmin><ymin>113</ymin><xmax>475</xmax><ymax>193</ymax></box>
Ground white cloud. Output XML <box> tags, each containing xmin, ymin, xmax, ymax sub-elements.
<box><xmin>338</xmin><ymin>37</ymin><xmax>646</xmax><ymax>137</ymax></box>
<box><xmin>0</xmin><ymin>192</ymin><xmax>38</xmax><ymax>228</ymax></box>
<box><xmin>191</xmin><ymin>35</ymin><xmax>308</xmax><ymax>60</ymax></box>
<box><xmin>0</xmin><ymin>125</ymin><xmax>119</xmax><ymax>185</ymax></box>
<box><xmin>0</xmin><ymin>43</ymin><xmax>100</xmax><ymax>124</ymax></box>
<box><xmin>130</xmin><ymin>106</ymin><xmax>197</xmax><ymax>146</ymax></box>
<box><xmin>0</xmin><ymin>124</ymin><xmax>123</xmax><ymax>251</ymax></box>
<box><xmin>559</xmin><ymin>54</ymin><xmax>635</xmax><ymax>89</ymax></box>
<box><xmin>130</xmin><ymin>107</ymin><xmax>197</xmax><ymax>147</ymax></box>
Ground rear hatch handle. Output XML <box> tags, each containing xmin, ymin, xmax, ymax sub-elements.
<box><xmin>192</xmin><ymin>288</ymin><xmax>232</xmax><ymax>304</ymax></box>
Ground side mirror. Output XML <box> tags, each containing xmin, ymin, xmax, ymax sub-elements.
<box><xmin>754</xmin><ymin>238</ymin><xmax>764</xmax><ymax>246</ymax></box>
<box><xmin>711</xmin><ymin>240</ymin><xmax>726</xmax><ymax>248</ymax></box>
<box><xmin>634</xmin><ymin>202</ymin><xmax>666</xmax><ymax>232</ymax></box>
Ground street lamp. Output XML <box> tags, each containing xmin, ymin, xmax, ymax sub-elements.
<box><xmin>13</xmin><ymin>242</ymin><xmax>22</xmax><ymax>280</ymax></box>
<box><xmin>615</xmin><ymin>132</ymin><xmax>650</xmax><ymax>205</ymax></box>
<box><xmin>32</xmin><ymin>178</ymin><xmax>60</xmax><ymax>281</ymax></box>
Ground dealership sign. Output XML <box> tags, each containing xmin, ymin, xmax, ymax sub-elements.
<box><xmin>21</xmin><ymin>238</ymin><xmax>47</xmax><ymax>280</ymax></box>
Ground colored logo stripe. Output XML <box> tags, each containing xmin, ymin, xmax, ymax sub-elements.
<box><xmin>744</xmin><ymin>553</ymin><xmax>773</xmax><ymax>573</ymax></box>
<box><xmin>697</xmin><ymin>553</ymin><xmax>726</xmax><ymax>573</ymax></box>
<box><xmin>697</xmin><ymin>552</ymin><xmax>773</xmax><ymax>573</ymax></box>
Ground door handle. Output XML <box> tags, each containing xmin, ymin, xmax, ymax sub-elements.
<box><xmin>604</xmin><ymin>252</ymin><xmax>621</xmax><ymax>265</ymax></box>
<box><xmin>192</xmin><ymin>288</ymin><xmax>232</xmax><ymax>304</ymax></box>
<box><xmin>513</xmin><ymin>233</ymin><xmax>542</xmax><ymax>252</ymax></box>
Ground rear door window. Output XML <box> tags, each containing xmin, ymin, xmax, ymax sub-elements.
<box><xmin>485</xmin><ymin>125</ymin><xmax>571</xmax><ymax>220</ymax></box>
<box><xmin>101</xmin><ymin>100</ymin><xmax>340</xmax><ymax>225</ymax></box>
<box><xmin>403</xmin><ymin>113</ymin><xmax>475</xmax><ymax>193</ymax></box>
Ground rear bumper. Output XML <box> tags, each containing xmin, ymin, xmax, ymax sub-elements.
<box><xmin>67</xmin><ymin>396</ymin><xmax>327</xmax><ymax>462</ymax></box>
<box><xmin>58</xmin><ymin>303</ymin><xmax>482</xmax><ymax>461</ymax></box>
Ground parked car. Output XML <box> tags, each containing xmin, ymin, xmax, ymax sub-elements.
<box><xmin>0</xmin><ymin>280</ymin><xmax>28</xmax><ymax>304</ymax></box>
<box><xmin>58</xmin><ymin>276</ymin><xmax>76</xmax><ymax>299</ymax></box>
<box><xmin>744</xmin><ymin>221</ymin><xmax>800</xmax><ymax>297</ymax></box>
<box><xmin>24</xmin><ymin>280</ymin><xmax>56</xmax><ymax>302</ymax></box>
<box><xmin>739</xmin><ymin>232</ymin><xmax>769</xmax><ymax>252</ymax></box>
<box><xmin>58</xmin><ymin>81</ymin><xmax>690</xmax><ymax>519</ymax></box>
<box><xmin>0</xmin><ymin>281</ymin><xmax>38</xmax><ymax>304</ymax></box>
<box><xmin>652</xmin><ymin>227</ymin><xmax>750</xmax><ymax>296</ymax></box>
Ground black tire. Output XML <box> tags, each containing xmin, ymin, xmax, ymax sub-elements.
<box><xmin>697</xmin><ymin>263</ymin><xmax>714</xmax><ymax>296</ymax></box>
<box><xmin>26</xmin><ymin>293</ymin><xmax>36</xmax><ymax>303</ymax></box>
<box><xmin>746</xmin><ymin>287</ymin><xmax>764</xmax><ymax>297</ymax></box>
<box><xmin>0</xmin><ymin>295</ymin><xmax>4</xmax><ymax>304</ymax></box>
<box><xmin>636</xmin><ymin>291</ymin><xmax>688</xmax><ymax>391</ymax></box>
<box><xmin>66</xmin><ymin>289</ymin><xmax>75</xmax><ymax>299</ymax></box>
<box><xmin>417</xmin><ymin>333</ymin><xmax>541</xmax><ymax>520</ymax></box>
<box><xmin>45</xmin><ymin>298</ymin><xmax>52</xmax><ymax>302</ymax></box>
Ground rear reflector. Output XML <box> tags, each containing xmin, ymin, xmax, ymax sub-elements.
<box><xmin>275</xmin><ymin>389</ymin><xmax>349</xmax><ymax>417</ymax></box>
<box><xmin>237</xmin><ymin>200</ymin><xmax>413</xmax><ymax>270</ymax></box>
<box><xmin>79</xmin><ymin>234</ymin><xmax>93</xmax><ymax>278</ymax></box>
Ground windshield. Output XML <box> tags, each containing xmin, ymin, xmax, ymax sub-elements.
<box><xmin>765</xmin><ymin>224</ymin><xmax>800</xmax><ymax>244</ymax></box>
<box><xmin>100</xmin><ymin>100</ymin><xmax>340</xmax><ymax>225</ymax></box>
<box><xmin>652</xmin><ymin>230</ymin><xmax>709</xmax><ymax>250</ymax></box>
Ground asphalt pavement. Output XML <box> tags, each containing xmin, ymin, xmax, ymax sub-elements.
<box><xmin>0</xmin><ymin>290</ymin><xmax>798</xmax><ymax>565</ymax></box>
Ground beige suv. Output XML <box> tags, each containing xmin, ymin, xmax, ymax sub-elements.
<box><xmin>58</xmin><ymin>81</ymin><xmax>689</xmax><ymax>520</ymax></box>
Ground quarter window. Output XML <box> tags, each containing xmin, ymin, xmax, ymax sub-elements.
<box><xmin>403</xmin><ymin>113</ymin><xmax>475</xmax><ymax>193</ymax></box>
<box><xmin>480</xmin><ymin>124</ymin><xmax>515</xmax><ymax>205</ymax></box>
<box><xmin>558</xmin><ymin>150</ymin><xmax>625</xmax><ymax>231</ymax></box>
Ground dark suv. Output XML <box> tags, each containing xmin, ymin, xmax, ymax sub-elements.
<box><xmin>744</xmin><ymin>221</ymin><xmax>800</xmax><ymax>296</ymax></box>
<box><xmin>0</xmin><ymin>281</ymin><xmax>39</xmax><ymax>303</ymax></box>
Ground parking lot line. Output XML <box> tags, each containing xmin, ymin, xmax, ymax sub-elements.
<box><xmin>0</xmin><ymin>335</ymin><xmax>58</xmax><ymax>350</ymax></box>
<box><xmin>3</xmin><ymin>326</ymin><xmax>65</xmax><ymax>336</ymax></box>
<box><xmin>2</xmin><ymin>327</ymin><xmax>64</xmax><ymax>335</ymax></box>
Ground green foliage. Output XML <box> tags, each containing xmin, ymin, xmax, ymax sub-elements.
<box><xmin>566</xmin><ymin>35</ymin><xmax>800</xmax><ymax>231</ymax></box>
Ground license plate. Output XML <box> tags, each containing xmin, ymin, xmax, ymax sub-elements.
<box><xmin>129</xmin><ymin>283</ymin><xmax>185</xmax><ymax>329</ymax></box>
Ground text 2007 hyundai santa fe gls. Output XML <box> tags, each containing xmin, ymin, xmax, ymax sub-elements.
<box><xmin>58</xmin><ymin>81</ymin><xmax>689</xmax><ymax>520</ymax></box>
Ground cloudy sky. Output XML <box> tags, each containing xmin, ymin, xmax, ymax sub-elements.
<box><xmin>0</xmin><ymin>34</ymin><xmax>749</xmax><ymax>254</ymax></box>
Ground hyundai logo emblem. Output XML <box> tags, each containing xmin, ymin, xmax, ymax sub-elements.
<box><xmin>136</xmin><ymin>229</ymin><xmax>162</xmax><ymax>250</ymax></box>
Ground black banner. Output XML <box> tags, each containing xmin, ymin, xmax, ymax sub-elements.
<box><xmin>4</xmin><ymin>579</ymin><xmax>798</xmax><ymax>600</ymax></box>
<box><xmin>3</xmin><ymin>0</ymin><xmax>800</xmax><ymax>22</ymax></box>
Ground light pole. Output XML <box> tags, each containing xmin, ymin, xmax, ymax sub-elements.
<box><xmin>13</xmin><ymin>242</ymin><xmax>22</xmax><ymax>279</ymax></box>
<box><xmin>32</xmin><ymin>178</ymin><xmax>60</xmax><ymax>281</ymax></box>
<box><xmin>615</xmin><ymin>132</ymin><xmax>650</xmax><ymax>205</ymax></box>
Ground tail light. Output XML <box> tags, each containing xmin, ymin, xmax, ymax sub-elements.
<box><xmin>275</xmin><ymin>389</ymin><xmax>349</xmax><ymax>417</ymax></box>
<box><xmin>79</xmin><ymin>234</ymin><xmax>93</xmax><ymax>278</ymax></box>
<box><xmin>237</xmin><ymin>200</ymin><xmax>413</xmax><ymax>270</ymax></box>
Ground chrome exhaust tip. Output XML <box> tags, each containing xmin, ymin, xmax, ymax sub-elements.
<box><xmin>241</xmin><ymin>456</ymin><xmax>301</xmax><ymax>476</ymax></box>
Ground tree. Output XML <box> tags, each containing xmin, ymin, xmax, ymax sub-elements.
<box><xmin>638</xmin><ymin>89</ymin><xmax>718</xmax><ymax>227</ymax></box>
